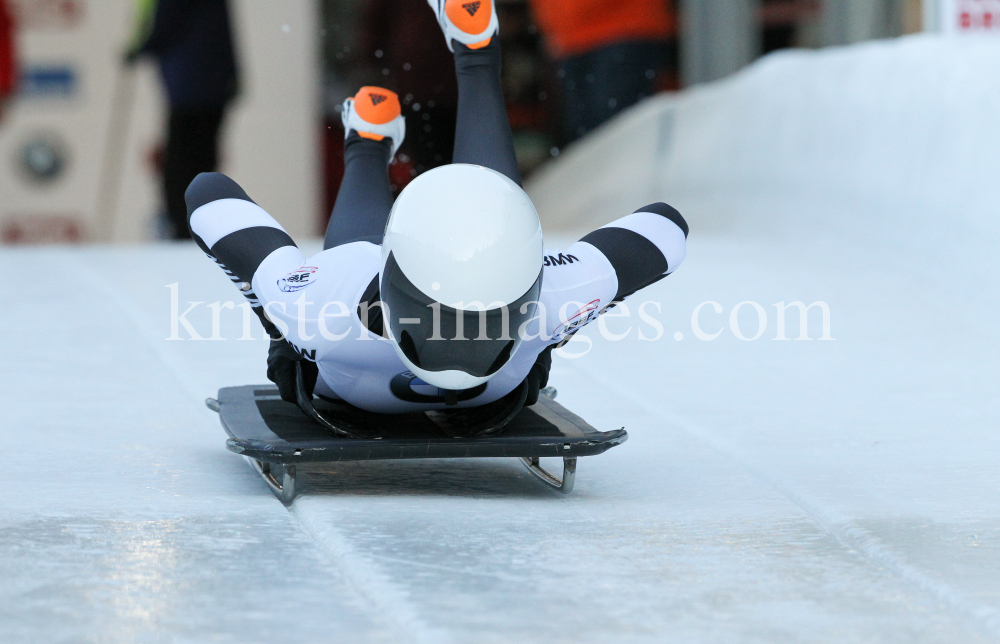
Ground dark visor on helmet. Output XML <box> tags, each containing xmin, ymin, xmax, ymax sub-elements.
<box><xmin>381</xmin><ymin>252</ymin><xmax>542</xmax><ymax>379</ymax></box>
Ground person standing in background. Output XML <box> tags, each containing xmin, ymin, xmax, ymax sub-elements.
<box><xmin>127</xmin><ymin>0</ymin><xmax>239</xmax><ymax>240</ymax></box>
<box><xmin>0</xmin><ymin>0</ymin><xmax>16</xmax><ymax>124</ymax></box>
<box><xmin>528</xmin><ymin>0</ymin><xmax>676</xmax><ymax>143</ymax></box>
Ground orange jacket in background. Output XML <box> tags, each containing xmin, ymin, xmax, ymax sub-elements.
<box><xmin>0</xmin><ymin>0</ymin><xmax>15</xmax><ymax>97</ymax></box>
<box><xmin>528</xmin><ymin>0</ymin><xmax>676</xmax><ymax>59</ymax></box>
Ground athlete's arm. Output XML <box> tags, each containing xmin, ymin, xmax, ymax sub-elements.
<box><xmin>539</xmin><ymin>202</ymin><xmax>688</xmax><ymax>341</ymax></box>
<box><xmin>578</xmin><ymin>202</ymin><xmax>688</xmax><ymax>302</ymax></box>
<box><xmin>186</xmin><ymin>172</ymin><xmax>318</xmax><ymax>400</ymax></box>
<box><xmin>186</xmin><ymin>172</ymin><xmax>307</xmax><ymax>338</ymax></box>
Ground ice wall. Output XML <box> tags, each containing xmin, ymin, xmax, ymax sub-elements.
<box><xmin>527</xmin><ymin>34</ymin><xmax>1000</xmax><ymax>251</ymax></box>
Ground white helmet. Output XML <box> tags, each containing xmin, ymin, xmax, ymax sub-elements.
<box><xmin>380</xmin><ymin>164</ymin><xmax>544</xmax><ymax>391</ymax></box>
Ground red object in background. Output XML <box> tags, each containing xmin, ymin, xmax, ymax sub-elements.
<box><xmin>8</xmin><ymin>0</ymin><xmax>83</xmax><ymax>31</ymax></box>
<box><xmin>506</xmin><ymin>103</ymin><xmax>549</xmax><ymax>130</ymax></box>
<box><xmin>2</xmin><ymin>215</ymin><xmax>81</xmax><ymax>244</ymax></box>
<box><xmin>0</xmin><ymin>0</ymin><xmax>16</xmax><ymax>98</ymax></box>
<box><xmin>388</xmin><ymin>154</ymin><xmax>416</xmax><ymax>193</ymax></box>
<box><xmin>147</xmin><ymin>143</ymin><xmax>164</xmax><ymax>175</ymax></box>
<box><xmin>758</xmin><ymin>0</ymin><xmax>822</xmax><ymax>26</ymax></box>
<box><xmin>528</xmin><ymin>0</ymin><xmax>676</xmax><ymax>58</ymax></box>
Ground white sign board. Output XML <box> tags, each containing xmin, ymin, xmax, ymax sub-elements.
<box><xmin>0</xmin><ymin>0</ymin><xmax>319</xmax><ymax>244</ymax></box>
<box><xmin>940</xmin><ymin>0</ymin><xmax>1000</xmax><ymax>33</ymax></box>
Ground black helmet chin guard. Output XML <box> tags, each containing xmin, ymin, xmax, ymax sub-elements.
<box><xmin>381</xmin><ymin>252</ymin><xmax>542</xmax><ymax>383</ymax></box>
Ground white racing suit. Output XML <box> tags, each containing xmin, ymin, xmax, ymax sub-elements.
<box><xmin>187</xmin><ymin>175</ymin><xmax>688</xmax><ymax>414</ymax></box>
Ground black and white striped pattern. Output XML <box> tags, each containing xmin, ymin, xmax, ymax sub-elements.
<box><xmin>187</xmin><ymin>173</ymin><xmax>296</xmax><ymax>284</ymax></box>
<box><xmin>186</xmin><ymin>172</ymin><xmax>297</xmax><ymax>340</ymax></box>
<box><xmin>209</xmin><ymin>254</ymin><xmax>260</xmax><ymax>307</ymax></box>
<box><xmin>205</xmin><ymin>252</ymin><xmax>282</xmax><ymax>338</ymax></box>
<box><xmin>579</xmin><ymin>202</ymin><xmax>688</xmax><ymax>302</ymax></box>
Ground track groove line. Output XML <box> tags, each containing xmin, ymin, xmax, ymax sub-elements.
<box><xmin>76</xmin><ymin>254</ymin><xmax>431</xmax><ymax>641</ymax></box>
<box><xmin>292</xmin><ymin>501</ymin><xmax>452</xmax><ymax>644</ymax></box>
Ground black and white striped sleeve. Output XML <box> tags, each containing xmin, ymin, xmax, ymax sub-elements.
<box><xmin>578</xmin><ymin>202</ymin><xmax>688</xmax><ymax>302</ymax></box>
<box><xmin>185</xmin><ymin>172</ymin><xmax>301</xmax><ymax>339</ymax></box>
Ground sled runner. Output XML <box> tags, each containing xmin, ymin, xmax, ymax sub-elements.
<box><xmin>206</xmin><ymin>384</ymin><xmax>627</xmax><ymax>503</ymax></box>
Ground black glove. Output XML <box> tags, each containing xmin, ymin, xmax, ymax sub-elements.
<box><xmin>524</xmin><ymin>345</ymin><xmax>553</xmax><ymax>407</ymax></box>
<box><xmin>266</xmin><ymin>340</ymin><xmax>318</xmax><ymax>404</ymax></box>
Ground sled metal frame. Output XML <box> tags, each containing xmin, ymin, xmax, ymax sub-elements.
<box><xmin>211</xmin><ymin>397</ymin><xmax>302</xmax><ymax>503</ymax></box>
<box><xmin>236</xmin><ymin>455</ymin><xmax>575</xmax><ymax>502</ymax></box>
<box><xmin>244</xmin><ymin>456</ymin><xmax>297</xmax><ymax>504</ymax></box>
<box><xmin>520</xmin><ymin>456</ymin><xmax>576</xmax><ymax>493</ymax></box>
<box><xmin>206</xmin><ymin>386</ymin><xmax>624</xmax><ymax>503</ymax></box>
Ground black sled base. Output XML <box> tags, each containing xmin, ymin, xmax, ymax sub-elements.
<box><xmin>208</xmin><ymin>385</ymin><xmax>627</xmax><ymax>502</ymax></box>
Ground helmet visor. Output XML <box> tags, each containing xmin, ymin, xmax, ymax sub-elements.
<box><xmin>381</xmin><ymin>252</ymin><xmax>542</xmax><ymax>380</ymax></box>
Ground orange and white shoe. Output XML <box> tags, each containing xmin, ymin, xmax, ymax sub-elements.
<box><xmin>427</xmin><ymin>0</ymin><xmax>498</xmax><ymax>52</ymax></box>
<box><xmin>341</xmin><ymin>86</ymin><xmax>406</xmax><ymax>158</ymax></box>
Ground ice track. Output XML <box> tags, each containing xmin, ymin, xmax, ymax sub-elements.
<box><xmin>3</xmin><ymin>34</ymin><xmax>1000</xmax><ymax>643</ymax></box>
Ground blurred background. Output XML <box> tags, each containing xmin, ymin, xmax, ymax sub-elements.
<box><xmin>0</xmin><ymin>0</ymin><xmax>992</xmax><ymax>244</ymax></box>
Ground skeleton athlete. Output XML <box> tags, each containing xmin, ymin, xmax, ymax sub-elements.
<box><xmin>185</xmin><ymin>0</ymin><xmax>688</xmax><ymax>431</ymax></box>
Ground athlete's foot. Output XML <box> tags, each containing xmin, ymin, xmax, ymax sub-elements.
<box><xmin>427</xmin><ymin>0</ymin><xmax>499</xmax><ymax>52</ymax></box>
<box><xmin>341</xmin><ymin>86</ymin><xmax>406</xmax><ymax>159</ymax></box>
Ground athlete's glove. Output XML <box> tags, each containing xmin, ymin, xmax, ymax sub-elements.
<box><xmin>524</xmin><ymin>346</ymin><xmax>553</xmax><ymax>407</ymax></box>
<box><xmin>267</xmin><ymin>340</ymin><xmax>318</xmax><ymax>404</ymax></box>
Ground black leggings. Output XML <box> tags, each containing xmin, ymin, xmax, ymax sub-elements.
<box><xmin>323</xmin><ymin>39</ymin><xmax>519</xmax><ymax>250</ymax></box>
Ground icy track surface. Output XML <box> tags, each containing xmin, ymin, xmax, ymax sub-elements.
<box><xmin>3</xmin><ymin>36</ymin><xmax>1000</xmax><ymax>643</ymax></box>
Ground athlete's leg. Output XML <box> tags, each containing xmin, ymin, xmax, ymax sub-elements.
<box><xmin>324</xmin><ymin>134</ymin><xmax>394</xmax><ymax>249</ymax></box>
<box><xmin>324</xmin><ymin>87</ymin><xmax>406</xmax><ymax>249</ymax></box>
<box><xmin>452</xmin><ymin>38</ymin><xmax>521</xmax><ymax>186</ymax></box>
<box><xmin>426</xmin><ymin>0</ymin><xmax>518</xmax><ymax>183</ymax></box>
